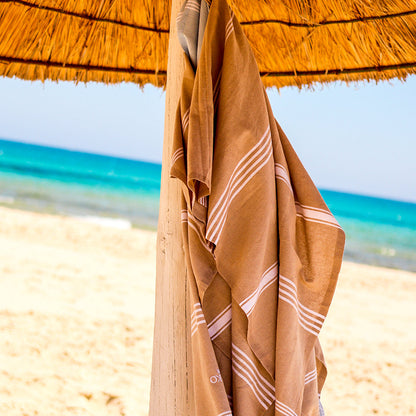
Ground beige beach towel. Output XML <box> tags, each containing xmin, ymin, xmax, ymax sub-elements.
<box><xmin>171</xmin><ymin>0</ymin><xmax>345</xmax><ymax>415</ymax></box>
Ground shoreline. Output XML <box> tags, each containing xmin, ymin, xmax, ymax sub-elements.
<box><xmin>0</xmin><ymin>206</ymin><xmax>415</xmax><ymax>415</ymax></box>
<box><xmin>1</xmin><ymin>203</ymin><xmax>415</xmax><ymax>273</ymax></box>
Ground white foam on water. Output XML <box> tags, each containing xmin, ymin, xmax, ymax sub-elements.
<box><xmin>380</xmin><ymin>247</ymin><xmax>396</xmax><ymax>257</ymax></box>
<box><xmin>0</xmin><ymin>195</ymin><xmax>15</xmax><ymax>204</ymax></box>
<box><xmin>72</xmin><ymin>215</ymin><xmax>132</xmax><ymax>230</ymax></box>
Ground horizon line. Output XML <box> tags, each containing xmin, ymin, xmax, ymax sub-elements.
<box><xmin>1</xmin><ymin>136</ymin><xmax>415</xmax><ymax>205</ymax></box>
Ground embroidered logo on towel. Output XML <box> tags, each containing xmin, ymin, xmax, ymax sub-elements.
<box><xmin>210</xmin><ymin>369</ymin><xmax>223</xmax><ymax>384</ymax></box>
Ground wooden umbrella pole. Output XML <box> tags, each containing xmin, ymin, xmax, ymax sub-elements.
<box><xmin>149</xmin><ymin>0</ymin><xmax>194</xmax><ymax>414</ymax></box>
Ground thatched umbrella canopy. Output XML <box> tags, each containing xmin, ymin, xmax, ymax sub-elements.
<box><xmin>1</xmin><ymin>1</ymin><xmax>415</xmax><ymax>415</ymax></box>
<box><xmin>0</xmin><ymin>0</ymin><xmax>415</xmax><ymax>88</ymax></box>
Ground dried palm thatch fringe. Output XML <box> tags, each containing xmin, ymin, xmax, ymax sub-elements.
<box><xmin>0</xmin><ymin>0</ymin><xmax>415</xmax><ymax>89</ymax></box>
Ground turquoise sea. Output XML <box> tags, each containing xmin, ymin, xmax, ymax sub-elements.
<box><xmin>0</xmin><ymin>138</ymin><xmax>415</xmax><ymax>272</ymax></box>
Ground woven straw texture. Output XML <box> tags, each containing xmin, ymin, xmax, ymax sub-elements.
<box><xmin>0</xmin><ymin>0</ymin><xmax>415</xmax><ymax>88</ymax></box>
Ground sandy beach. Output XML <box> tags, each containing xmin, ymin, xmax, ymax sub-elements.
<box><xmin>0</xmin><ymin>206</ymin><xmax>415</xmax><ymax>416</ymax></box>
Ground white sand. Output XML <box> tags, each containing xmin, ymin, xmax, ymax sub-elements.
<box><xmin>0</xmin><ymin>206</ymin><xmax>415</xmax><ymax>415</ymax></box>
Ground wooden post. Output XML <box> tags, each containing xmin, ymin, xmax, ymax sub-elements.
<box><xmin>149</xmin><ymin>0</ymin><xmax>194</xmax><ymax>415</ymax></box>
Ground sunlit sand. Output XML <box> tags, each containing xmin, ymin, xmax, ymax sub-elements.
<box><xmin>0</xmin><ymin>207</ymin><xmax>414</xmax><ymax>416</ymax></box>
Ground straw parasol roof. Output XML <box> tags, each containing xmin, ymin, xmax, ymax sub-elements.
<box><xmin>0</xmin><ymin>0</ymin><xmax>415</xmax><ymax>88</ymax></box>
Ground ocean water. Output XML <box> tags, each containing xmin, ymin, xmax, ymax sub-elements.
<box><xmin>0</xmin><ymin>138</ymin><xmax>415</xmax><ymax>271</ymax></box>
<box><xmin>320</xmin><ymin>190</ymin><xmax>416</xmax><ymax>272</ymax></box>
<box><xmin>0</xmin><ymin>138</ymin><xmax>161</xmax><ymax>230</ymax></box>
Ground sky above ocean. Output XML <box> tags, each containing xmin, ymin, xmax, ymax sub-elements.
<box><xmin>0</xmin><ymin>75</ymin><xmax>415</xmax><ymax>202</ymax></box>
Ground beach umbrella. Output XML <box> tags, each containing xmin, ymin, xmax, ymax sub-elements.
<box><xmin>1</xmin><ymin>1</ymin><xmax>415</xmax><ymax>414</ymax></box>
<box><xmin>1</xmin><ymin>0</ymin><xmax>415</xmax><ymax>87</ymax></box>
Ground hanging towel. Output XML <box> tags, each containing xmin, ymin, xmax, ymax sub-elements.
<box><xmin>171</xmin><ymin>0</ymin><xmax>345</xmax><ymax>414</ymax></box>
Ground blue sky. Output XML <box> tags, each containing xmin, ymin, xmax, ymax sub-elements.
<box><xmin>0</xmin><ymin>75</ymin><xmax>415</xmax><ymax>202</ymax></box>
